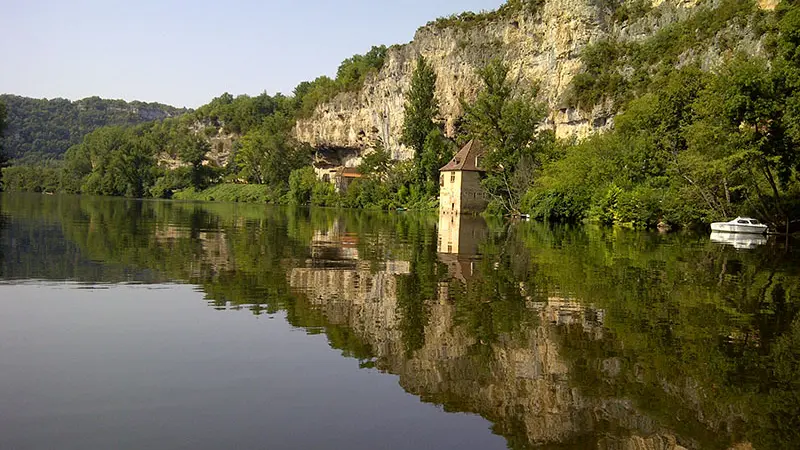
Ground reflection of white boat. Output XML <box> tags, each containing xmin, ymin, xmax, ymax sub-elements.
<box><xmin>710</xmin><ymin>231</ymin><xmax>767</xmax><ymax>249</ymax></box>
<box><xmin>710</xmin><ymin>217</ymin><xmax>768</xmax><ymax>234</ymax></box>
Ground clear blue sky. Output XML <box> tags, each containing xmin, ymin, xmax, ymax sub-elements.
<box><xmin>1</xmin><ymin>0</ymin><xmax>505</xmax><ymax>108</ymax></box>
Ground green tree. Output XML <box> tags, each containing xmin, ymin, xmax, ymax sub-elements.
<box><xmin>401</xmin><ymin>56</ymin><xmax>440</xmax><ymax>168</ymax></box>
<box><xmin>462</xmin><ymin>59</ymin><xmax>550</xmax><ymax>213</ymax></box>
<box><xmin>235</xmin><ymin>113</ymin><xmax>310</xmax><ymax>188</ymax></box>
<box><xmin>687</xmin><ymin>56</ymin><xmax>799</xmax><ymax>231</ymax></box>
<box><xmin>358</xmin><ymin>144</ymin><xmax>391</xmax><ymax>178</ymax></box>
<box><xmin>179</xmin><ymin>134</ymin><xmax>212</xmax><ymax>190</ymax></box>
<box><xmin>419</xmin><ymin>128</ymin><xmax>455</xmax><ymax>196</ymax></box>
<box><xmin>0</xmin><ymin>94</ymin><xmax>186</xmax><ymax>164</ymax></box>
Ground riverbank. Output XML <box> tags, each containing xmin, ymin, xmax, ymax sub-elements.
<box><xmin>172</xmin><ymin>184</ymin><xmax>282</xmax><ymax>204</ymax></box>
<box><xmin>171</xmin><ymin>183</ymin><xmax>439</xmax><ymax>212</ymax></box>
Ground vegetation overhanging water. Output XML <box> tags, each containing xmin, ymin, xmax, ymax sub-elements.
<box><xmin>1</xmin><ymin>193</ymin><xmax>799</xmax><ymax>449</ymax></box>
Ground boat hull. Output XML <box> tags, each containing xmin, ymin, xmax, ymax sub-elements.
<box><xmin>710</xmin><ymin>223</ymin><xmax>768</xmax><ymax>234</ymax></box>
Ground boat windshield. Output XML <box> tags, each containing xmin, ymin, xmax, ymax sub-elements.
<box><xmin>737</xmin><ymin>220</ymin><xmax>750</xmax><ymax>224</ymax></box>
<box><xmin>750</xmin><ymin>219</ymin><xmax>761</xmax><ymax>224</ymax></box>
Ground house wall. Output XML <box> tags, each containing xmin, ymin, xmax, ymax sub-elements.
<box><xmin>439</xmin><ymin>170</ymin><xmax>462</xmax><ymax>214</ymax></box>
<box><xmin>459</xmin><ymin>171</ymin><xmax>488</xmax><ymax>214</ymax></box>
<box><xmin>314</xmin><ymin>167</ymin><xmax>338</xmax><ymax>185</ymax></box>
<box><xmin>439</xmin><ymin>170</ymin><xmax>488</xmax><ymax>215</ymax></box>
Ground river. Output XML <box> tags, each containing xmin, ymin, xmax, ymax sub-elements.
<box><xmin>0</xmin><ymin>193</ymin><xmax>798</xmax><ymax>450</ymax></box>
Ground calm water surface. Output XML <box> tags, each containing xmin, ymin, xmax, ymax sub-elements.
<box><xmin>1</xmin><ymin>194</ymin><xmax>799</xmax><ymax>450</ymax></box>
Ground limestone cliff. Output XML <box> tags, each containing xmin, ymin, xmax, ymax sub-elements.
<box><xmin>294</xmin><ymin>0</ymin><xmax>764</xmax><ymax>160</ymax></box>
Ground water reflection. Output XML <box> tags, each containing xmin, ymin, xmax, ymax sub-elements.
<box><xmin>710</xmin><ymin>231</ymin><xmax>768</xmax><ymax>249</ymax></box>
<box><xmin>1</xmin><ymin>193</ymin><xmax>800</xmax><ymax>449</ymax></box>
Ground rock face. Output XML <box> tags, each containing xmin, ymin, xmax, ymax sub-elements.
<box><xmin>294</xmin><ymin>0</ymin><xmax>706</xmax><ymax>159</ymax></box>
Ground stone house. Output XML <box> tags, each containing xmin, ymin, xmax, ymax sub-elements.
<box><xmin>313</xmin><ymin>147</ymin><xmax>363</xmax><ymax>193</ymax></box>
<box><xmin>439</xmin><ymin>140</ymin><xmax>489</xmax><ymax>215</ymax></box>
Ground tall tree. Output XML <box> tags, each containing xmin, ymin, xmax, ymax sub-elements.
<box><xmin>179</xmin><ymin>134</ymin><xmax>212</xmax><ymax>190</ymax></box>
<box><xmin>687</xmin><ymin>56</ymin><xmax>800</xmax><ymax>232</ymax></box>
<box><xmin>401</xmin><ymin>56</ymin><xmax>442</xmax><ymax>185</ymax></box>
<box><xmin>462</xmin><ymin>59</ymin><xmax>550</xmax><ymax>214</ymax></box>
<box><xmin>235</xmin><ymin>113</ymin><xmax>310</xmax><ymax>187</ymax></box>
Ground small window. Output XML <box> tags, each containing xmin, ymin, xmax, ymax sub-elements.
<box><xmin>322</xmin><ymin>174</ymin><xmax>330</xmax><ymax>183</ymax></box>
<box><xmin>750</xmin><ymin>219</ymin><xmax>760</xmax><ymax>224</ymax></box>
<box><xmin>737</xmin><ymin>220</ymin><xmax>749</xmax><ymax>224</ymax></box>
<box><xmin>440</xmin><ymin>175</ymin><xmax>444</xmax><ymax>187</ymax></box>
<box><xmin>450</xmin><ymin>173</ymin><xmax>456</xmax><ymax>183</ymax></box>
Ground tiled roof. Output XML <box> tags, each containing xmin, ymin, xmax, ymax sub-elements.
<box><xmin>439</xmin><ymin>139</ymin><xmax>486</xmax><ymax>172</ymax></box>
<box><xmin>340</xmin><ymin>167</ymin><xmax>363</xmax><ymax>178</ymax></box>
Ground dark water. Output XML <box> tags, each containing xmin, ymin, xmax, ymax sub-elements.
<box><xmin>1</xmin><ymin>194</ymin><xmax>799</xmax><ymax>450</ymax></box>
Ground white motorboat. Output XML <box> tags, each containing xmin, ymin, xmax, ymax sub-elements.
<box><xmin>710</xmin><ymin>231</ymin><xmax>767</xmax><ymax>249</ymax></box>
<box><xmin>710</xmin><ymin>217</ymin><xmax>768</xmax><ymax>234</ymax></box>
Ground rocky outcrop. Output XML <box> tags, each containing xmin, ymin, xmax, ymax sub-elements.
<box><xmin>294</xmin><ymin>0</ymin><xmax>706</xmax><ymax>159</ymax></box>
<box><xmin>295</xmin><ymin>0</ymin><xmax>771</xmax><ymax>160</ymax></box>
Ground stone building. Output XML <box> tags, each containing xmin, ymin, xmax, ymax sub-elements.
<box><xmin>439</xmin><ymin>140</ymin><xmax>489</xmax><ymax>215</ymax></box>
<box><xmin>313</xmin><ymin>147</ymin><xmax>363</xmax><ymax>193</ymax></box>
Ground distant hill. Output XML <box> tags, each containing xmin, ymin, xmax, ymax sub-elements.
<box><xmin>0</xmin><ymin>94</ymin><xmax>189</xmax><ymax>163</ymax></box>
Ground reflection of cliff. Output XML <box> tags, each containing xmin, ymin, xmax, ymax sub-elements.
<box><xmin>4</xmin><ymin>195</ymin><xmax>779</xmax><ymax>450</ymax></box>
<box><xmin>287</xmin><ymin>224</ymin><xmax>694</xmax><ymax>449</ymax></box>
<box><xmin>289</xmin><ymin>221</ymin><xmax>410</xmax><ymax>346</ymax></box>
<box><xmin>154</xmin><ymin>225</ymin><xmax>233</xmax><ymax>277</ymax></box>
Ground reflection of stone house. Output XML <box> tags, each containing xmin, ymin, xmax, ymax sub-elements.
<box><xmin>437</xmin><ymin>214</ymin><xmax>488</xmax><ymax>287</ymax></box>
<box><xmin>439</xmin><ymin>140</ymin><xmax>489</xmax><ymax>215</ymax></box>
<box><xmin>437</xmin><ymin>214</ymin><xmax>488</xmax><ymax>256</ymax></box>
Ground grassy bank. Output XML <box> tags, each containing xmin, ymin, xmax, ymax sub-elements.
<box><xmin>173</xmin><ymin>184</ymin><xmax>283</xmax><ymax>203</ymax></box>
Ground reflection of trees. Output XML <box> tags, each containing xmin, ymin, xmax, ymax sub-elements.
<box><xmin>4</xmin><ymin>195</ymin><xmax>800</xmax><ymax>449</ymax></box>
<box><xmin>514</xmin><ymin>223</ymin><xmax>800</xmax><ymax>449</ymax></box>
<box><xmin>396</xmin><ymin>220</ymin><xmax>444</xmax><ymax>356</ymax></box>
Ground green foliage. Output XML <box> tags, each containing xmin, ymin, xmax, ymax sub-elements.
<box><xmin>178</xmin><ymin>133</ymin><xmax>213</xmax><ymax>190</ymax></box>
<box><xmin>233</xmin><ymin>113</ymin><xmax>311</xmax><ymax>187</ymax></box>
<box><xmin>567</xmin><ymin>40</ymin><xmax>630</xmax><ymax>110</ymax></box>
<box><xmin>358</xmin><ymin>145</ymin><xmax>392</xmax><ymax>177</ymax></box>
<box><xmin>1</xmin><ymin>165</ymin><xmax>62</xmax><ymax>193</ymax></box>
<box><xmin>149</xmin><ymin>167</ymin><xmax>190</xmax><ymax>199</ymax></box>
<box><xmin>287</xmin><ymin>166</ymin><xmax>338</xmax><ymax>206</ymax></box>
<box><xmin>61</xmin><ymin>126</ymin><xmax>153</xmax><ymax>197</ymax></box>
<box><xmin>611</xmin><ymin>0</ymin><xmax>652</xmax><ymax>23</ymax></box>
<box><xmin>194</xmin><ymin>91</ymin><xmax>288</xmax><ymax>135</ymax></box>
<box><xmin>0</xmin><ymin>94</ymin><xmax>187</xmax><ymax>163</ymax></box>
<box><xmin>288</xmin><ymin>166</ymin><xmax>318</xmax><ymax>205</ymax></box>
<box><xmin>335</xmin><ymin>46</ymin><xmax>388</xmax><ymax>92</ymax></box>
<box><xmin>400</xmin><ymin>56</ymin><xmax>456</xmax><ymax>194</ymax></box>
<box><xmin>427</xmin><ymin>0</ymin><xmax>544</xmax><ymax>30</ymax></box>
<box><xmin>401</xmin><ymin>56</ymin><xmax>441</xmax><ymax>160</ymax></box>
<box><xmin>419</xmin><ymin>128</ymin><xmax>456</xmax><ymax>196</ymax></box>
<box><xmin>293</xmin><ymin>77</ymin><xmax>338</xmax><ymax>118</ymax></box>
<box><xmin>530</xmin><ymin>29</ymin><xmax>800</xmax><ymax>230</ymax></box>
<box><xmin>172</xmin><ymin>183</ymin><xmax>283</xmax><ymax>203</ymax></box>
<box><xmin>461</xmin><ymin>59</ymin><xmax>551</xmax><ymax>213</ymax></box>
<box><xmin>294</xmin><ymin>46</ymin><xmax>388</xmax><ymax>118</ymax></box>
<box><xmin>568</xmin><ymin>0</ymin><xmax>763</xmax><ymax>111</ymax></box>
